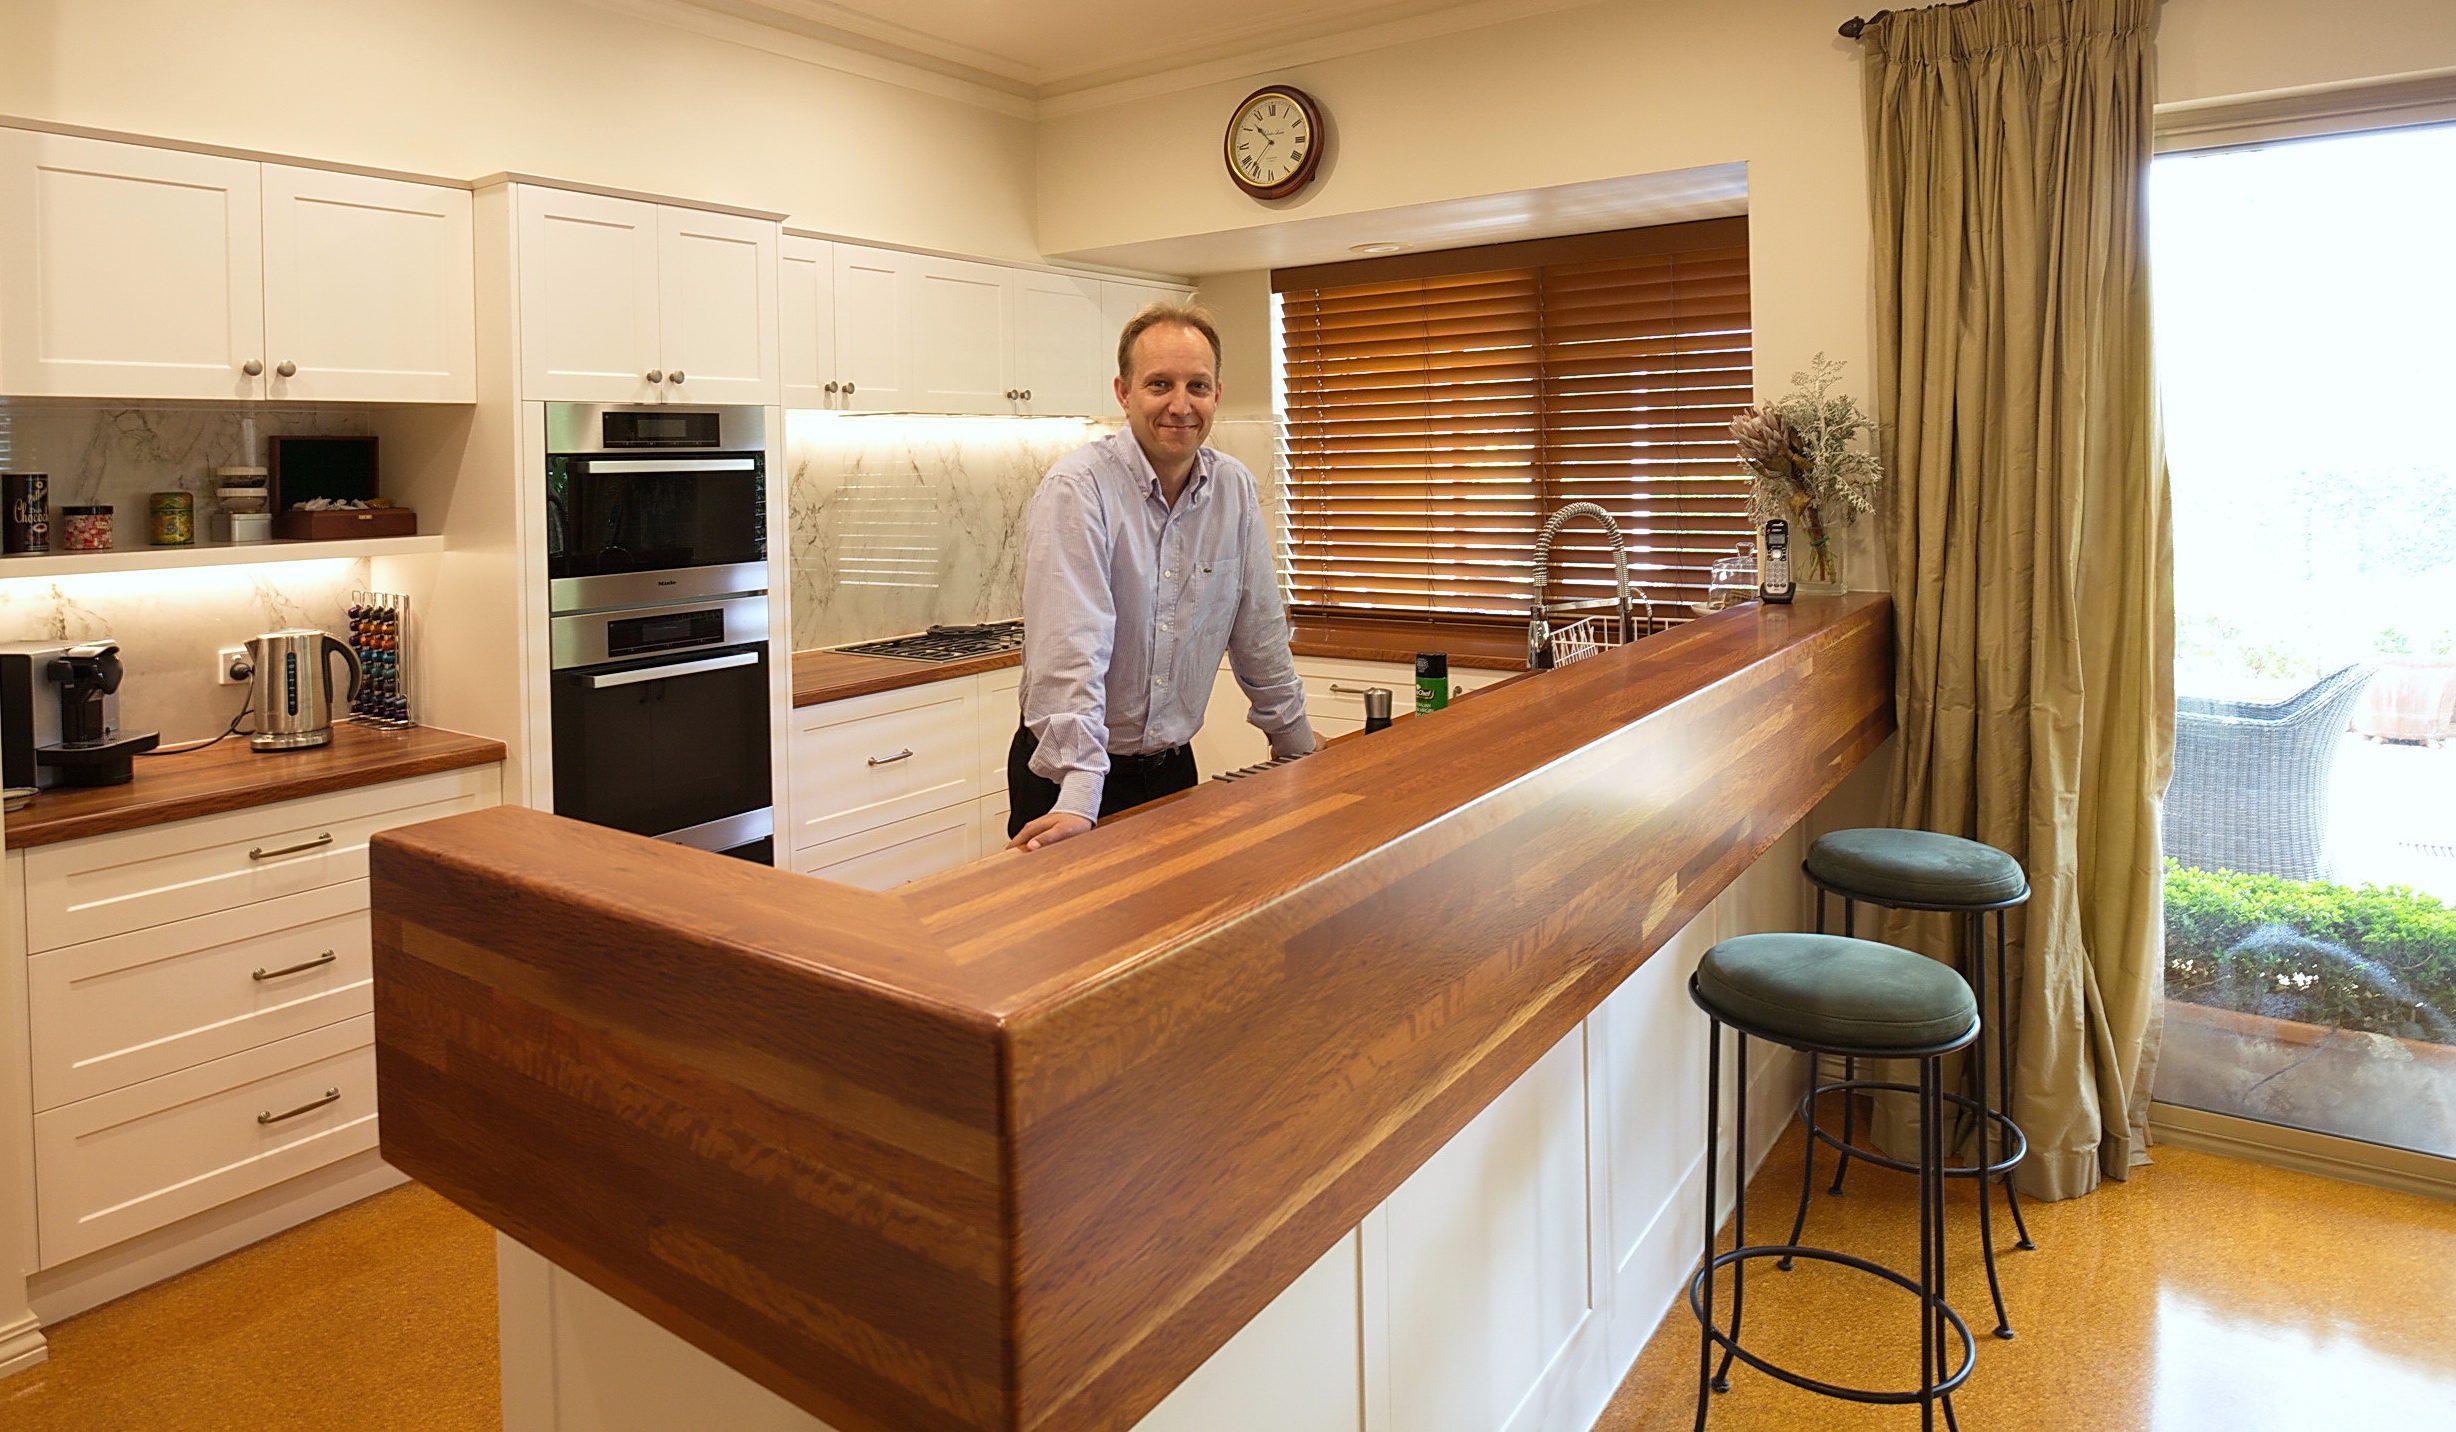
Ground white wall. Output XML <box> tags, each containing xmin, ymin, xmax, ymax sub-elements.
<box><xmin>0</xmin><ymin>0</ymin><xmax>1039</xmax><ymax>260</ymax></box>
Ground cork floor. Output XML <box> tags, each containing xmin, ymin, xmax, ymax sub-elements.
<box><xmin>0</xmin><ymin>1133</ymin><xmax>2450</xmax><ymax>1432</ymax></box>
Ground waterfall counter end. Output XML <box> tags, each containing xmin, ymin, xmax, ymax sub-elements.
<box><xmin>369</xmin><ymin>593</ymin><xmax>1894</xmax><ymax>1432</ymax></box>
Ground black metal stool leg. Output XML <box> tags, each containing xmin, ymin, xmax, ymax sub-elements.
<box><xmin>1997</xmin><ymin>907</ymin><xmax>2037</xmax><ymax>1251</ymax></box>
<box><xmin>1917</xmin><ymin>1051</ymin><xmax>1937</xmax><ymax>1432</ymax></box>
<box><xmin>1695</xmin><ymin>1017</ymin><xmax>1721</xmax><ymax>1431</ymax></box>
<box><xmin>1827</xmin><ymin>897</ymin><xmax>1860</xmax><ymax>1197</ymax></box>
<box><xmin>1964</xmin><ymin>911</ymin><xmax>2014</xmax><ymax>1339</ymax></box>
<box><xmin>1713</xmin><ymin>1034</ymin><xmax>1749</xmax><ymax>1392</ymax></box>
<box><xmin>1932</xmin><ymin>1048</ymin><xmax>1961</xmax><ymax>1432</ymax></box>
<box><xmin>1777</xmin><ymin>1082</ymin><xmax>1818</xmax><ymax>1270</ymax></box>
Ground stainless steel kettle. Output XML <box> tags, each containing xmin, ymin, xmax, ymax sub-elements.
<box><xmin>243</xmin><ymin>628</ymin><xmax>362</xmax><ymax>751</ymax></box>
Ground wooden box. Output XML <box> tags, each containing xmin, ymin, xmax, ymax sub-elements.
<box><xmin>269</xmin><ymin>436</ymin><xmax>414</xmax><ymax>540</ymax></box>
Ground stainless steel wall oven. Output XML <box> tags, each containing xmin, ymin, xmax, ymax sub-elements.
<box><xmin>546</xmin><ymin>404</ymin><xmax>774</xmax><ymax>865</ymax></box>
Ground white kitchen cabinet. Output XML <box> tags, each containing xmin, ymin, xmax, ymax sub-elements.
<box><xmin>0</xmin><ymin>129</ymin><xmax>475</xmax><ymax>403</ymax></box>
<box><xmin>1009</xmin><ymin>268</ymin><xmax>1110</xmax><ymax>416</ymax></box>
<box><xmin>1194</xmin><ymin>653</ymin><xmax>1517</xmax><ymax>775</ymax></box>
<box><xmin>0</xmin><ymin>130</ymin><xmax>262</xmax><ymax>400</ymax></box>
<box><xmin>788</xmin><ymin>679</ymin><xmax>981</xmax><ymax>853</ymax></box>
<box><xmin>907</xmin><ymin>254</ymin><xmax>1015</xmax><ymax>414</ymax></box>
<box><xmin>517</xmin><ymin>187</ymin><xmax>777</xmax><ymax>405</ymax></box>
<box><xmin>1101</xmin><ymin>278</ymin><xmax>1193</xmax><ymax>336</ymax></box>
<box><xmin>778</xmin><ymin>234</ymin><xmax>837</xmax><ymax>409</ymax></box>
<box><xmin>829</xmin><ymin>242</ymin><xmax>914</xmax><ymax>411</ymax></box>
<box><xmin>259</xmin><ymin>165</ymin><xmax>475</xmax><ymax>402</ymax></box>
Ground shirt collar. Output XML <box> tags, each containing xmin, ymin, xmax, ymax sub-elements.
<box><xmin>1119</xmin><ymin>429</ymin><xmax>1212</xmax><ymax>509</ymax></box>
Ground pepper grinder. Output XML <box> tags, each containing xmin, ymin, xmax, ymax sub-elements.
<box><xmin>1362</xmin><ymin>687</ymin><xmax>1393</xmax><ymax>733</ymax></box>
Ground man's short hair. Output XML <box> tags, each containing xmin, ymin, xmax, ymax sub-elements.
<box><xmin>1116</xmin><ymin>303</ymin><xmax>1223</xmax><ymax>382</ymax></box>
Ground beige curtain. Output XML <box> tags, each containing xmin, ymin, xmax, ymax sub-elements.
<box><xmin>1865</xmin><ymin>0</ymin><xmax>2174</xmax><ymax>1199</ymax></box>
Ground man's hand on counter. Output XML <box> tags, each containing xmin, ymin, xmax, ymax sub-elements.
<box><xmin>1010</xmin><ymin>811</ymin><xmax>1094</xmax><ymax>852</ymax></box>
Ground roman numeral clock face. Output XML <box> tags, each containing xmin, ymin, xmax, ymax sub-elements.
<box><xmin>1224</xmin><ymin>86</ymin><xmax>1324</xmax><ymax>199</ymax></box>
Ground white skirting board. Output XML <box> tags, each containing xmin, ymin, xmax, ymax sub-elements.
<box><xmin>27</xmin><ymin>1150</ymin><xmax>405</xmax><ymax>1325</ymax></box>
<box><xmin>0</xmin><ymin>1310</ymin><xmax>46</xmax><ymax>1379</ymax></box>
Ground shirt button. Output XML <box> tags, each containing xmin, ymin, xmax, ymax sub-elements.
<box><xmin>1164</xmin><ymin>569</ymin><xmax>1176</xmax><ymax>579</ymax></box>
<box><xmin>1156</xmin><ymin>675</ymin><xmax>1170</xmax><ymax>687</ymax></box>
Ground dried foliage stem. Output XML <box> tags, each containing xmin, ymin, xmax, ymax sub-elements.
<box><xmin>1730</xmin><ymin>354</ymin><xmax>1885</xmax><ymax>585</ymax></box>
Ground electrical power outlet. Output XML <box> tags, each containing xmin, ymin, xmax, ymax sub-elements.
<box><xmin>216</xmin><ymin>645</ymin><xmax>250</xmax><ymax>685</ymax></box>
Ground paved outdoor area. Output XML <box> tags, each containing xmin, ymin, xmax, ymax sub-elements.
<box><xmin>2332</xmin><ymin>730</ymin><xmax>2456</xmax><ymax>899</ymax></box>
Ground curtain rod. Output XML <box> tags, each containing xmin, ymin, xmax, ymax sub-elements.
<box><xmin>1839</xmin><ymin>0</ymin><xmax>1978</xmax><ymax>40</ymax></box>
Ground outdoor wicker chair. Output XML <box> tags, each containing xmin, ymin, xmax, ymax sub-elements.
<box><xmin>2166</xmin><ymin>664</ymin><xmax>2374</xmax><ymax>881</ymax></box>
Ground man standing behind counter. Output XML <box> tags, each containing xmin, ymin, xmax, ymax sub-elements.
<box><xmin>1008</xmin><ymin>305</ymin><xmax>1314</xmax><ymax>851</ymax></box>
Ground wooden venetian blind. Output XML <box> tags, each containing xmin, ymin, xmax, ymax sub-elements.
<box><xmin>1275</xmin><ymin>218</ymin><xmax>1752</xmax><ymax>620</ymax></box>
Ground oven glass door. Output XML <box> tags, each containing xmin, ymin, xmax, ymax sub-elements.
<box><xmin>551</xmin><ymin>643</ymin><xmax>771</xmax><ymax>840</ymax></box>
<box><xmin>548</xmin><ymin>453</ymin><xmax>766</xmax><ymax>581</ymax></box>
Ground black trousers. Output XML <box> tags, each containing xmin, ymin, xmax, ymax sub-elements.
<box><xmin>1006</xmin><ymin>725</ymin><xmax>1197</xmax><ymax>839</ymax></box>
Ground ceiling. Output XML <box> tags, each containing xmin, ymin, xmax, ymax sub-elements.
<box><xmin>673</xmin><ymin>0</ymin><xmax>1602</xmax><ymax>100</ymax></box>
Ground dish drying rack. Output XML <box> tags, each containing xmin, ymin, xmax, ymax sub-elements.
<box><xmin>1532</xmin><ymin>600</ymin><xmax>1631</xmax><ymax>669</ymax></box>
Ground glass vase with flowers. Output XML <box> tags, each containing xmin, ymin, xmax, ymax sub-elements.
<box><xmin>1730</xmin><ymin>354</ymin><xmax>1885</xmax><ymax>594</ymax></box>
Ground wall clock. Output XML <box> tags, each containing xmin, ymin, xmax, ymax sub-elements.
<box><xmin>1223</xmin><ymin>86</ymin><xmax>1325</xmax><ymax>200</ymax></box>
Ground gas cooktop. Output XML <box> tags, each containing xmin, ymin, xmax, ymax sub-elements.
<box><xmin>833</xmin><ymin>620</ymin><xmax>1025</xmax><ymax>664</ymax></box>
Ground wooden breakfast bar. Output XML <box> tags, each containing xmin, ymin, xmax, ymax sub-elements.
<box><xmin>369</xmin><ymin>593</ymin><xmax>1894</xmax><ymax>1432</ymax></box>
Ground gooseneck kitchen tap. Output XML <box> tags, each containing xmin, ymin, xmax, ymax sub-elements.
<box><xmin>1526</xmin><ymin>502</ymin><xmax>1651</xmax><ymax>668</ymax></box>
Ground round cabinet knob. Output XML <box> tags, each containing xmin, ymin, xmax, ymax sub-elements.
<box><xmin>645</xmin><ymin>369</ymin><xmax>664</xmax><ymax>384</ymax></box>
<box><xmin>667</xmin><ymin>370</ymin><xmax>685</xmax><ymax>384</ymax></box>
<box><xmin>1004</xmin><ymin>389</ymin><xmax>1017</xmax><ymax>400</ymax></box>
<box><xmin>1021</xmin><ymin>389</ymin><xmax>1032</xmax><ymax>401</ymax></box>
<box><xmin>275</xmin><ymin>360</ymin><xmax>297</xmax><ymax>378</ymax></box>
<box><xmin>242</xmin><ymin>359</ymin><xmax>265</xmax><ymax>377</ymax></box>
<box><xmin>824</xmin><ymin>381</ymin><xmax>839</xmax><ymax>394</ymax></box>
<box><xmin>842</xmin><ymin>382</ymin><xmax>856</xmax><ymax>396</ymax></box>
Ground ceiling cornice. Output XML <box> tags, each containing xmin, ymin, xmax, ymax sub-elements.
<box><xmin>590</xmin><ymin>0</ymin><xmax>1609</xmax><ymax>120</ymax></box>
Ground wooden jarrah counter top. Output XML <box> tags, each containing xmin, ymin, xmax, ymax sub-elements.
<box><xmin>371</xmin><ymin>594</ymin><xmax>1893</xmax><ymax>1432</ymax></box>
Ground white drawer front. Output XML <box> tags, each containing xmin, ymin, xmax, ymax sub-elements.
<box><xmin>793</xmin><ymin>804</ymin><xmax>975</xmax><ymax>890</ymax></box>
<box><xmin>23</xmin><ymin>766</ymin><xmax>495</xmax><ymax>952</ymax></box>
<box><xmin>35</xmin><ymin>1015</ymin><xmax>379</xmax><ymax>1266</ymax></box>
<box><xmin>791</xmin><ymin>682</ymin><xmax>979</xmax><ymax>847</ymax></box>
<box><xmin>29</xmin><ymin>881</ymin><xmax>373</xmax><ymax>1111</ymax></box>
<box><xmin>975</xmin><ymin>793</ymin><xmax>1011</xmax><ymax>855</ymax></box>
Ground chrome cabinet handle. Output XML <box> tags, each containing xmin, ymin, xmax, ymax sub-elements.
<box><xmin>645</xmin><ymin>369</ymin><xmax>664</xmax><ymax>383</ymax></box>
<box><xmin>1329</xmin><ymin>683</ymin><xmax>1378</xmax><ymax>695</ymax></box>
<box><xmin>258</xmin><ymin>1088</ymin><xmax>341</xmax><ymax>1125</ymax></box>
<box><xmin>242</xmin><ymin>359</ymin><xmax>265</xmax><ymax>377</ymax></box>
<box><xmin>866</xmin><ymin>748</ymin><xmax>914</xmax><ymax>767</ymax></box>
<box><xmin>248</xmin><ymin>832</ymin><xmax>334</xmax><ymax>861</ymax></box>
<box><xmin>275</xmin><ymin>360</ymin><xmax>297</xmax><ymax>378</ymax></box>
<box><xmin>253</xmin><ymin>949</ymin><xmax>338</xmax><ymax>981</ymax></box>
<box><xmin>668</xmin><ymin>370</ymin><xmax>685</xmax><ymax>384</ymax></box>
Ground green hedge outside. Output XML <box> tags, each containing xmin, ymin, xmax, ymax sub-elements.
<box><xmin>2164</xmin><ymin>860</ymin><xmax>2456</xmax><ymax>1043</ymax></box>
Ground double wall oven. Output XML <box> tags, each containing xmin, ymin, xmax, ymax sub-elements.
<box><xmin>546</xmin><ymin>403</ymin><xmax>774</xmax><ymax>864</ymax></box>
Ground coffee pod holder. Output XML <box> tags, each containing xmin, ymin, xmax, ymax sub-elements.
<box><xmin>344</xmin><ymin>588</ymin><xmax>415</xmax><ymax>728</ymax></box>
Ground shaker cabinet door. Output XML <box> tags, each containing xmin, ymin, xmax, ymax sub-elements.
<box><xmin>656</xmin><ymin>205</ymin><xmax>778</xmax><ymax>406</ymax></box>
<box><xmin>779</xmin><ymin>234</ymin><xmax>837</xmax><ymax>409</ymax></box>
<box><xmin>904</xmin><ymin>255</ymin><xmax>1014</xmax><ymax>415</ymax></box>
<box><xmin>1010</xmin><ymin>268</ymin><xmax>1109</xmax><ymax>416</ymax></box>
<box><xmin>260</xmin><ymin>165</ymin><xmax>475</xmax><ymax>403</ymax></box>
<box><xmin>0</xmin><ymin>129</ymin><xmax>264</xmax><ymax>400</ymax></box>
<box><xmin>831</xmin><ymin>243</ymin><xmax>915</xmax><ymax>412</ymax></box>
<box><xmin>517</xmin><ymin>187</ymin><xmax>663</xmax><ymax>404</ymax></box>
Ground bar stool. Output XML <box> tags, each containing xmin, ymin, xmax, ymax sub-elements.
<box><xmin>1783</xmin><ymin>827</ymin><xmax>2034</xmax><ymax>1341</ymax></box>
<box><xmin>1689</xmin><ymin>932</ymin><xmax>1979</xmax><ymax>1431</ymax></box>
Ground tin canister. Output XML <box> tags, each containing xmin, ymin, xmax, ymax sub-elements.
<box><xmin>3</xmin><ymin>472</ymin><xmax>48</xmax><ymax>554</ymax></box>
<box><xmin>149</xmin><ymin>490</ymin><xmax>195</xmax><ymax>546</ymax></box>
<box><xmin>60</xmin><ymin>506</ymin><xmax>113</xmax><ymax>552</ymax></box>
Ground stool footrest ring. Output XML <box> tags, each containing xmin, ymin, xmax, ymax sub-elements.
<box><xmin>1688</xmin><ymin>1245</ymin><xmax>1975</xmax><ymax>1404</ymax></box>
<box><xmin>1803</xmin><ymin>1079</ymin><xmax>2028</xmax><ymax>1178</ymax></box>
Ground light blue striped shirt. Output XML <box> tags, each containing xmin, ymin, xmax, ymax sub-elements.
<box><xmin>1020</xmin><ymin>429</ymin><xmax>1313</xmax><ymax>823</ymax></box>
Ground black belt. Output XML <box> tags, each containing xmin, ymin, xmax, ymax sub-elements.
<box><xmin>1108</xmin><ymin>744</ymin><xmax>1188</xmax><ymax>774</ymax></box>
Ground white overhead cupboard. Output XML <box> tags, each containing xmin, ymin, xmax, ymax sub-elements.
<box><xmin>514</xmin><ymin>187</ymin><xmax>781</xmax><ymax>406</ymax></box>
<box><xmin>0</xmin><ymin>128</ymin><xmax>476</xmax><ymax>403</ymax></box>
<box><xmin>780</xmin><ymin>233</ymin><xmax>1190</xmax><ymax>416</ymax></box>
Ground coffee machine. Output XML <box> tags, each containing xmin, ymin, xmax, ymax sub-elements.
<box><xmin>0</xmin><ymin>640</ymin><xmax>160</xmax><ymax>788</ymax></box>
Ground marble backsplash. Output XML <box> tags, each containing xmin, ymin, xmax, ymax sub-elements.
<box><xmin>0</xmin><ymin>402</ymin><xmax>373</xmax><ymax>745</ymax></box>
<box><xmin>786</xmin><ymin>413</ymin><xmax>1286</xmax><ymax>651</ymax></box>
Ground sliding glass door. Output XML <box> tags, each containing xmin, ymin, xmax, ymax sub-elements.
<box><xmin>2149</xmin><ymin>121</ymin><xmax>2456</xmax><ymax>1169</ymax></box>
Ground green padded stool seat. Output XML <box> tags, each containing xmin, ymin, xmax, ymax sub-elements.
<box><xmin>1686</xmin><ymin>935</ymin><xmax>1978</xmax><ymax>1429</ymax></box>
<box><xmin>1694</xmin><ymin>934</ymin><xmax>1977</xmax><ymax>1052</ymax></box>
<box><xmin>1804</xmin><ymin>828</ymin><xmax>2027</xmax><ymax>907</ymax></box>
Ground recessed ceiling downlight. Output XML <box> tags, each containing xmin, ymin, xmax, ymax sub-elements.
<box><xmin>1349</xmin><ymin>242</ymin><xmax>1408</xmax><ymax>255</ymax></box>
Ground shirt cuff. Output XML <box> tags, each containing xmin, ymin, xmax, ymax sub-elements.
<box><xmin>1054</xmin><ymin>769</ymin><xmax>1104</xmax><ymax>826</ymax></box>
<box><xmin>1268</xmin><ymin>720</ymin><xmax>1318</xmax><ymax>759</ymax></box>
